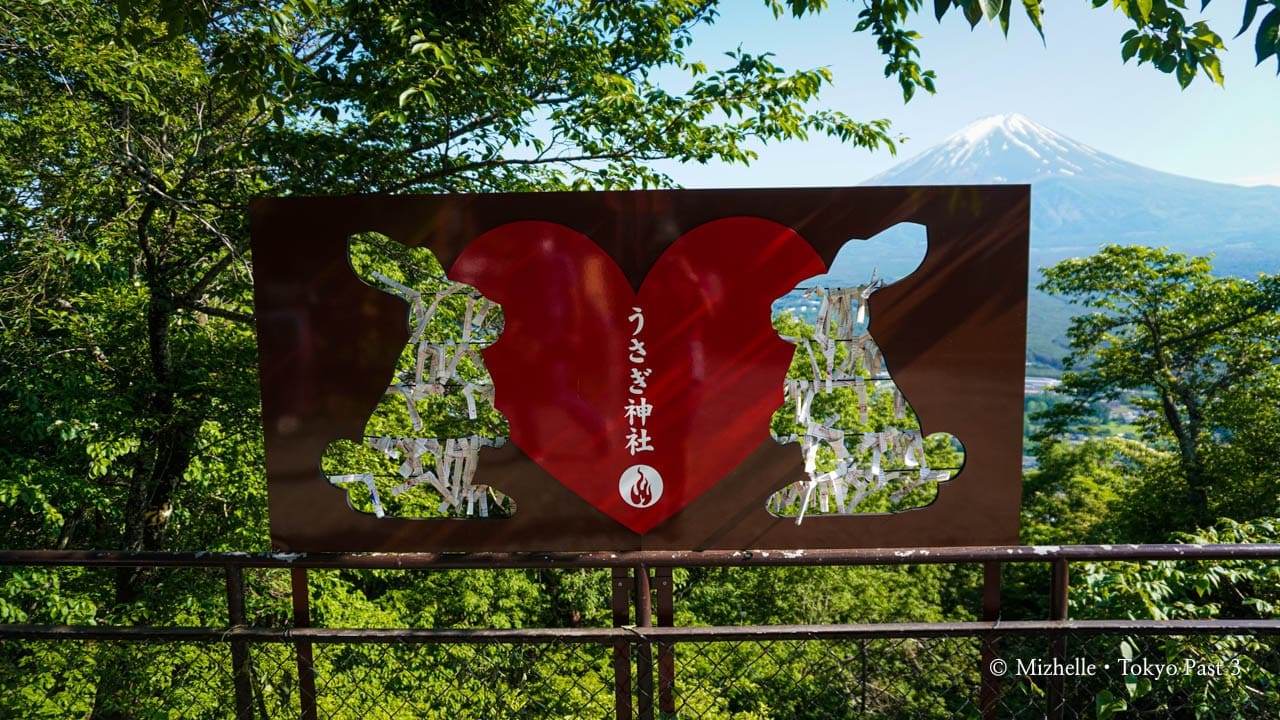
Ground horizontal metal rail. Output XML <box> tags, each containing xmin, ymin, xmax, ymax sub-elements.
<box><xmin>2</xmin><ymin>543</ymin><xmax>1279</xmax><ymax>570</ymax></box>
<box><xmin>5</xmin><ymin>619</ymin><xmax>1280</xmax><ymax>644</ymax></box>
<box><xmin>5</xmin><ymin>546</ymin><xmax>1278</xmax><ymax>720</ymax></box>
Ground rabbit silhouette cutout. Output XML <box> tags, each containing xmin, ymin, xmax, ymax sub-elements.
<box><xmin>321</xmin><ymin>233</ymin><xmax>510</xmax><ymax>520</ymax></box>
<box><xmin>769</xmin><ymin>223</ymin><xmax>965</xmax><ymax>519</ymax></box>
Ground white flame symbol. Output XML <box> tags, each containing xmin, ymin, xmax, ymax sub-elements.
<box><xmin>619</xmin><ymin>465</ymin><xmax>662</xmax><ymax>508</ymax></box>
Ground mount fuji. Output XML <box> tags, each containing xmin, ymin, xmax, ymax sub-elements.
<box><xmin>859</xmin><ymin>113</ymin><xmax>1280</xmax><ymax>371</ymax></box>
<box><xmin>867</xmin><ymin>113</ymin><xmax>1128</xmax><ymax>185</ymax></box>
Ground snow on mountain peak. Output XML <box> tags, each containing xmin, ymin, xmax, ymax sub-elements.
<box><xmin>955</xmin><ymin>112</ymin><xmax>1038</xmax><ymax>144</ymax></box>
<box><xmin>867</xmin><ymin>113</ymin><xmax>1127</xmax><ymax>186</ymax></box>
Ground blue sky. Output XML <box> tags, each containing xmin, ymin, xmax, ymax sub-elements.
<box><xmin>652</xmin><ymin>2</ymin><xmax>1280</xmax><ymax>188</ymax></box>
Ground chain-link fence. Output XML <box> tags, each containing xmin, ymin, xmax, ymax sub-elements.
<box><xmin>988</xmin><ymin>632</ymin><xmax>1280</xmax><ymax>720</ymax></box>
<box><xmin>2</xmin><ymin>547</ymin><xmax>1278</xmax><ymax>719</ymax></box>
<box><xmin>4</xmin><ymin>631</ymin><xmax>1277</xmax><ymax>719</ymax></box>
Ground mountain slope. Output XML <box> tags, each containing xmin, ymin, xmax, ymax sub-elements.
<box><xmin>868</xmin><ymin>113</ymin><xmax>1280</xmax><ymax>268</ymax></box>
<box><xmin>856</xmin><ymin>113</ymin><xmax>1280</xmax><ymax>372</ymax></box>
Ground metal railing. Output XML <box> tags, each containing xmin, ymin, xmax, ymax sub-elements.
<box><xmin>2</xmin><ymin>545</ymin><xmax>1278</xmax><ymax>719</ymax></box>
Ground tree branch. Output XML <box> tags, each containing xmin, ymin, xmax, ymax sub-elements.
<box><xmin>1164</xmin><ymin>302</ymin><xmax>1280</xmax><ymax>349</ymax></box>
<box><xmin>384</xmin><ymin>150</ymin><xmax>653</xmax><ymax>193</ymax></box>
<box><xmin>177</xmin><ymin>299</ymin><xmax>254</xmax><ymax>325</ymax></box>
<box><xmin>181</xmin><ymin>249</ymin><xmax>243</xmax><ymax>305</ymax></box>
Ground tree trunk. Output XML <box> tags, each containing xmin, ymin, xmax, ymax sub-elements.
<box><xmin>114</xmin><ymin>290</ymin><xmax>200</xmax><ymax>600</ymax></box>
<box><xmin>95</xmin><ymin>289</ymin><xmax>203</xmax><ymax>718</ymax></box>
<box><xmin>1161</xmin><ymin>389</ymin><xmax>1210</xmax><ymax>529</ymax></box>
<box><xmin>1181</xmin><ymin>407</ymin><xmax>1210</xmax><ymax>529</ymax></box>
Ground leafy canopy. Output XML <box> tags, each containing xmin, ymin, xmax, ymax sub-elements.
<box><xmin>775</xmin><ymin>0</ymin><xmax>1280</xmax><ymax>91</ymax></box>
<box><xmin>1037</xmin><ymin>245</ymin><xmax>1280</xmax><ymax>534</ymax></box>
<box><xmin>0</xmin><ymin>0</ymin><xmax>912</xmax><ymax>557</ymax></box>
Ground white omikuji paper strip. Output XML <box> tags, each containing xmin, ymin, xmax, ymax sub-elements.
<box><xmin>328</xmin><ymin>274</ymin><xmax>508</xmax><ymax>517</ymax></box>
<box><xmin>342</xmin><ymin>434</ymin><xmax>509</xmax><ymax>517</ymax></box>
<box><xmin>342</xmin><ymin>272</ymin><xmax>954</xmax><ymax>522</ymax></box>
<box><xmin>772</xmin><ymin>283</ymin><xmax>953</xmax><ymax>522</ymax></box>
<box><xmin>327</xmin><ymin>473</ymin><xmax>385</xmax><ymax>518</ymax></box>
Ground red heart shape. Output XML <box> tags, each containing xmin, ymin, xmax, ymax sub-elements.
<box><xmin>450</xmin><ymin>218</ymin><xmax>824</xmax><ymax>533</ymax></box>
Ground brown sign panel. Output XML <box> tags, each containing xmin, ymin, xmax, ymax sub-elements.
<box><xmin>250</xmin><ymin>187</ymin><xmax>1029</xmax><ymax>552</ymax></box>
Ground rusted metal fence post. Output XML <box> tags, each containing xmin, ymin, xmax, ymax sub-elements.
<box><xmin>290</xmin><ymin>567</ymin><xmax>318</xmax><ymax>720</ymax></box>
<box><xmin>1048</xmin><ymin>558</ymin><xmax>1070</xmax><ymax>720</ymax></box>
<box><xmin>612</xmin><ymin>567</ymin><xmax>633</xmax><ymax>720</ymax></box>
<box><xmin>860</xmin><ymin>639</ymin><xmax>869</xmax><ymax>714</ymax></box>
<box><xmin>634</xmin><ymin>563</ymin><xmax>655</xmax><ymax>720</ymax></box>
<box><xmin>979</xmin><ymin>560</ymin><xmax>1002</xmax><ymax>720</ymax></box>
<box><xmin>225</xmin><ymin>564</ymin><xmax>254</xmax><ymax>720</ymax></box>
<box><xmin>654</xmin><ymin>566</ymin><xmax>675</xmax><ymax>717</ymax></box>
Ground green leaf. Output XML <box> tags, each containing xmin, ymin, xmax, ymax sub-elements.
<box><xmin>1201</xmin><ymin>54</ymin><xmax>1224</xmax><ymax>84</ymax></box>
<box><xmin>1022</xmin><ymin>0</ymin><xmax>1045</xmax><ymax>40</ymax></box>
<box><xmin>1135</xmin><ymin>0</ymin><xmax>1153</xmax><ymax>23</ymax></box>
<box><xmin>1121</xmin><ymin>36</ymin><xmax>1141</xmax><ymax>61</ymax></box>
<box><xmin>935</xmin><ymin>0</ymin><xmax>952</xmax><ymax>21</ymax></box>
<box><xmin>980</xmin><ymin>0</ymin><xmax>1004</xmax><ymax>21</ymax></box>
<box><xmin>1176</xmin><ymin>59</ymin><xmax>1194</xmax><ymax>87</ymax></box>
<box><xmin>1096</xmin><ymin>689</ymin><xmax>1127</xmax><ymax>720</ymax></box>
<box><xmin>963</xmin><ymin>0</ymin><xmax>984</xmax><ymax>26</ymax></box>
<box><xmin>1257</xmin><ymin>8</ymin><xmax>1280</xmax><ymax>66</ymax></box>
<box><xmin>1237</xmin><ymin>0</ymin><xmax>1264</xmax><ymax>38</ymax></box>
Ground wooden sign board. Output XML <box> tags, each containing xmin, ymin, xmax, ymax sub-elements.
<box><xmin>250</xmin><ymin>187</ymin><xmax>1029</xmax><ymax>552</ymax></box>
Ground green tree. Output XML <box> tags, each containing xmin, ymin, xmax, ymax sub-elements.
<box><xmin>769</xmin><ymin>311</ymin><xmax>964</xmax><ymax>516</ymax></box>
<box><xmin>0</xmin><ymin>0</ymin><xmax>900</xmax><ymax>559</ymax></box>
<box><xmin>1037</xmin><ymin>245</ymin><xmax>1280</xmax><ymax>534</ymax></box>
<box><xmin>0</xmin><ymin>0</ymin><xmax>317</xmax><ymax>570</ymax></box>
<box><xmin>0</xmin><ymin>4</ymin><xmax>905</xmax><ymax>714</ymax></box>
<box><xmin>1023</xmin><ymin>438</ymin><xmax>1135</xmax><ymax>545</ymax></box>
<box><xmin>273</xmin><ymin>1</ymin><xmax>900</xmax><ymax>194</ymax></box>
